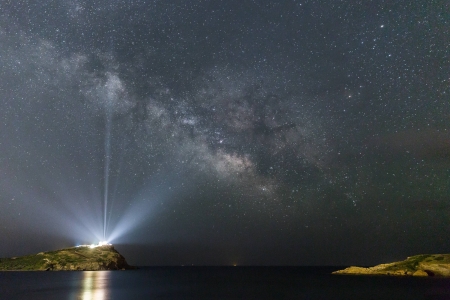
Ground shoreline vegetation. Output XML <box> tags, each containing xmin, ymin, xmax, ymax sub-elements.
<box><xmin>333</xmin><ymin>254</ymin><xmax>450</xmax><ymax>277</ymax></box>
<box><xmin>0</xmin><ymin>245</ymin><xmax>135</xmax><ymax>271</ymax></box>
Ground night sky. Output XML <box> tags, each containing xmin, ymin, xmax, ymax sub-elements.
<box><xmin>0</xmin><ymin>0</ymin><xmax>449</xmax><ymax>266</ymax></box>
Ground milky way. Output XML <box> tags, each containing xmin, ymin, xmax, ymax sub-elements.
<box><xmin>0</xmin><ymin>1</ymin><xmax>449</xmax><ymax>265</ymax></box>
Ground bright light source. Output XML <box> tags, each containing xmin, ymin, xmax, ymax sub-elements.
<box><xmin>76</xmin><ymin>241</ymin><xmax>111</xmax><ymax>249</ymax></box>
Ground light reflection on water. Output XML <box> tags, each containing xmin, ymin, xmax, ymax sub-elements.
<box><xmin>1</xmin><ymin>268</ymin><xmax>449</xmax><ymax>299</ymax></box>
<box><xmin>78</xmin><ymin>271</ymin><xmax>110</xmax><ymax>300</ymax></box>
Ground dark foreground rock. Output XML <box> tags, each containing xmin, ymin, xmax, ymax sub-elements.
<box><xmin>0</xmin><ymin>245</ymin><xmax>136</xmax><ymax>271</ymax></box>
<box><xmin>333</xmin><ymin>254</ymin><xmax>450</xmax><ymax>277</ymax></box>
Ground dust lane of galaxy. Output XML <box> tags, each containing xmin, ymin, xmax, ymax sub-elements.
<box><xmin>0</xmin><ymin>0</ymin><xmax>448</xmax><ymax>266</ymax></box>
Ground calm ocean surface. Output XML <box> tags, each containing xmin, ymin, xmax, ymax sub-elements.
<box><xmin>1</xmin><ymin>267</ymin><xmax>449</xmax><ymax>300</ymax></box>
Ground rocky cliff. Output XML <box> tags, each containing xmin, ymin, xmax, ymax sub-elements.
<box><xmin>333</xmin><ymin>254</ymin><xmax>450</xmax><ymax>277</ymax></box>
<box><xmin>0</xmin><ymin>245</ymin><xmax>135</xmax><ymax>271</ymax></box>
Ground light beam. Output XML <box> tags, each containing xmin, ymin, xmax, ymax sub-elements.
<box><xmin>103</xmin><ymin>103</ymin><xmax>112</xmax><ymax>241</ymax></box>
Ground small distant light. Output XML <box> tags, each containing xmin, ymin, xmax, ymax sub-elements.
<box><xmin>99</xmin><ymin>241</ymin><xmax>109</xmax><ymax>246</ymax></box>
<box><xmin>89</xmin><ymin>244</ymin><xmax>96</xmax><ymax>249</ymax></box>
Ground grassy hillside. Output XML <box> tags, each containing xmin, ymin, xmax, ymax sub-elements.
<box><xmin>0</xmin><ymin>245</ymin><xmax>133</xmax><ymax>271</ymax></box>
<box><xmin>333</xmin><ymin>254</ymin><xmax>450</xmax><ymax>276</ymax></box>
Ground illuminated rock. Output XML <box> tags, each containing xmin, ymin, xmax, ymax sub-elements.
<box><xmin>0</xmin><ymin>245</ymin><xmax>136</xmax><ymax>271</ymax></box>
<box><xmin>333</xmin><ymin>254</ymin><xmax>450</xmax><ymax>277</ymax></box>
<box><xmin>413</xmin><ymin>270</ymin><xmax>428</xmax><ymax>276</ymax></box>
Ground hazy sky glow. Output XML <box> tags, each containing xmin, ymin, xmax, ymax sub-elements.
<box><xmin>0</xmin><ymin>0</ymin><xmax>449</xmax><ymax>266</ymax></box>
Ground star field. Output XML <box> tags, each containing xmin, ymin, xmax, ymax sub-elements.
<box><xmin>0</xmin><ymin>0</ymin><xmax>449</xmax><ymax>266</ymax></box>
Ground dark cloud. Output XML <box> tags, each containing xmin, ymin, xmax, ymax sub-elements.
<box><xmin>371</xmin><ymin>129</ymin><xmax>450</xmax><ymax>159</ymax></box>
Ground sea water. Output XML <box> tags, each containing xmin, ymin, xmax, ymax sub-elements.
<box><xmin>1</xmin><ymin>267</ymin><xmax>449</xmax><ymax>300</ymax></box>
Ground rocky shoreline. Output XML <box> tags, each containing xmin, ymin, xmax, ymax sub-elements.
<box><xmin>0</xmin><ymin>244</ymin><xmax>135</xmax><ymax>271</ymax></box>
<box><xmin>333</xmin><ymin>254</ymin><xmax>450</xmax><ymax>277</ymax></box>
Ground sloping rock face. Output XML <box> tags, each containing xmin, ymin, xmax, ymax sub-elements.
<box><xmin>0</xmin><ymin>245</ymin><xmax>135</xmax><ymax>271</ymax></box>
<box><xmin>417</xmin><ymin>261</ymin><xmax>450</xmax><ymax>276</ymax></box>
<box><xmin>413</xmin><ymin>270</ymin><xmax>428</xmax><ymax>276</ymax></box>
<box><xmin>333</xmin><ymin>254</ymin><xmax>450</xmax><ymax>277</ymax></box>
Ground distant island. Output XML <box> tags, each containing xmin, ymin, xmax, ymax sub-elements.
<box><xmin>333</xmin><ymin>254</ymin><xmax>450</xmax><ymax>277</ymax></box>
<box><xmin>0</xmin><ymin>244</ymin><xmax>135</xmax><ymax>271</ymax></box>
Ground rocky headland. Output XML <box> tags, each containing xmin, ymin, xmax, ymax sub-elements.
<box><xmin>333</xmin><ymin>254</ymin><xmax>450</xmax><ymax>277</ymax></box>
<box><xmin>0</xmin><ymin>244</ymin><xmax>135</xmax><ymax>271</ymax></box>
